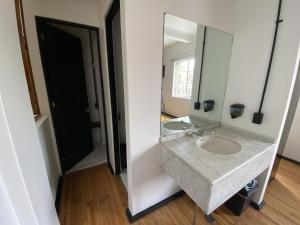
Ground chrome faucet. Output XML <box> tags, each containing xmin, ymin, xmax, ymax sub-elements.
<box><xmin>202</xmin><ymin>129</ymin><xmax>215</xmax><ymax>135</ymax></box>
<box><xmin>190</xmin><ymin>129</ymin><xmax>203</xmax><ymax>138</ymax></box>
<box><xmin>191</xmin><ymin>129</ymin><xmax>215</xmax><ymax>138</ymax></box>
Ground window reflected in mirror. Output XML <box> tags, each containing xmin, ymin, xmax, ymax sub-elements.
<box><xmin>172</xmin><ymin>57</ymin><xmax>195</xmax><ymax>99</ymax></box>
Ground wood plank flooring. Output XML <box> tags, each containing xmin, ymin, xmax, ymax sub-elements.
<box><xmin>160</xmin><ymin>113</ymin><xmax>175</xmax><ymax>122</ymax></box>
<box><xmin>59</xmin><ymin>159</ymin><xmax>300</xmax><ymax>225</ymax></box>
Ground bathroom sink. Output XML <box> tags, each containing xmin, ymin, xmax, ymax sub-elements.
<box><xmin>161</xmin><ymin>126</ymin><xmax>276</xmax><ymax>215</ymax></box>
<box><xmin>196</xmin><ymin>135</ymin><xmax>241</xmax><ymax>155</ymax></box>
<box><xmin>163</xmin><ymin>121</ymin><xmax>192</xmax><ymax>130</ymax></box>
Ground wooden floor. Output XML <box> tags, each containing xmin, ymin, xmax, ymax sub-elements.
<box><xmin>59</xmin><ymin>159</ymin><xmax>300</xmax><ymax>225</ymax></box>
<box><xmin>160</xmin><ymin>113</ymin><xmax>174</xmax><ymax>122</ymax></box>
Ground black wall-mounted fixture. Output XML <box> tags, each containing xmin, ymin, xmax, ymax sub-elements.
<box><xmin>252</xmin><ymin>0</ymin><xmax>283</xmax><ymax>125</ymax></box>
<box><xmin>161</xmin><ymin>65</ymin><xmax>166</xmax><ymax>113</ymax></box>
<box><xmin>162</xmin><ymin>65</ymin><xmax>165</xmax><ymax>78</ymax></box>
<box><xmin>203</xmin><ymin>100</ymin><xmax>215</xmax><ymax>112</ymax></box>
<box><xmin>194</xmin><ymin>26</ymin><xmax>207</xmax><ymax>110</ymax></box>
<box><xmin>230</xmin><ymin>104</ymin><xmax>245</xmax><ymax>119</ymax></box>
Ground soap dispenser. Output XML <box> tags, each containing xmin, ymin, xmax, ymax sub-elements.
<box><xmin>230</xmin><ymin>104</ymin><xmax>245</xmax><ymax>119</ymax></box>
<box><xmin>203</xmin><ymin>100</ymin><xmax>215</xmax><ymax>112</ymax></box>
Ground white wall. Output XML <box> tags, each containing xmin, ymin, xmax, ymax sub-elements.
<box><xmin>120</xmin><ymin>0</ymin><xmax>235</xmax><ymax>215</ymax></box>
<box><xmin>23</xmin><ymin>0</ymin><xmax>116</xmax><ymax>172</ymax></box>
<box><xmin>113</xmin><ymin>10</ymin><xmax>126</xmax><ymax>144</ymax></box>
<box><xmin>0</xmin><ymin>0</ymin><xmax>60</xmax><ymax>224</ymax></box>
<box><xmin>37</xmin><ymin>117</ymin><xmax>61</xmax><ymax>200</ymax></box>
<box><xmin>277</xmin><ymin>61</ymin><xmax>300</xmax><ymax>157</ymax></box>
<box><xmin>91</xmin><ymin>30</ymin><xmax>108</xmax><ymax>146</ymax></box>
<box><xmin>0</xmin><ymin>176</ymin><xmax>20</xmax><ymax>225</ymax></box>
<box><xmin>278</xmin><ymin>57</ymin><xmax>300</xmax><ymax>162</ymax></box>
<box><xmin>163</xmin><ymin>42</ymin><xmax>196</xmax><ymax>117</ymax></box>
<box><xmin>0</xmin><ymin>103</ymin><xmax>37</xmax><ymax>225</ymax></box>
<box><xmin>97</xmin><ymin>0</ymin><xmax>117</xmax><ymax>172</ymax></box>
<box><xmin>222</xmin><ymin>0</ymin><xmax>300</xmax><ymax>139</ymax></box>
<box><xmin>282</xmin><ymin>96</ymin><xmax>300</xmax><ymax>162</ymax></box>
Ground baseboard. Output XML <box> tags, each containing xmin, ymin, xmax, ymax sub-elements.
<box><xmin>108</xmin><ymin>161</ymin><xmax>114</xmax><ymax>174</ymax></box>
<box><xmin>126</xmin><ymin>191</ymin><xmax>184</xmax><ymax>223</ymax></box>
<box><xmin>55</xmin><ymin>176</ymin><xmax>63</xmax><ymax>213</ymax></box>
<box><xmin>277</xmin><ymin>154</ymin><xmax>300</xmax><ymax>165</ymax></box>
<box><xmin>161</xmin><ymin>112</ymin><xmax>177</xmax><ymax>119</ymax></box>
<box><xmin>251</xmin><ymin>200</ymin><xmax>265</xmax><ymax>210</ymax></box>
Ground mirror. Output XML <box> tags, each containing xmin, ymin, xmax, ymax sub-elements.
<box><xmin>161</xmin><ymin>14</ymin><xmax>233</xmax><ymax>136</ymax></box>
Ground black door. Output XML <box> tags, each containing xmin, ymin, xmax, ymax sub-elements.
<box><xmin>38</xmin><ymin>22</ymin><xmax>93</xmax><ymax>171</ymax></box>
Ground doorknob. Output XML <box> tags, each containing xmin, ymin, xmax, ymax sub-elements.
<box><xmin>84</xmin><ymin>109</ymin><xmax>90</xmax><ymax>112</ymax></box>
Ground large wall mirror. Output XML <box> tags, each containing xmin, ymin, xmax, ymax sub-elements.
<box><xmin>161</xmin><ymin>14</ymin><xmax>233</xmax><ymax>136</ymax></box>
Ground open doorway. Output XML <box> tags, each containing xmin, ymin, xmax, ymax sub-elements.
<box><xmin>36</xmin><ymin>17</ymin><xmax>110</xmax><ymax>173</ymax></box>
<box><xmin>106</xmin><ymin>0</ymin><xmax>127</xmax><ymax>189</ymax></box>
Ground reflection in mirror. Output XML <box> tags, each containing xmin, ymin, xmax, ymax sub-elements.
<box><xmin>161</xmin><ymin>14</ymin><xmax>233</xmax><ymax>136</ymax></box>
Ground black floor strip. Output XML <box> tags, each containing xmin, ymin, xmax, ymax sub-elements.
<box><xmin>55</xmin><ymin>176</ymin><xmax>63</xmax><ymax>213</ymax></box>
<box><xmin>126</xmin><ymin>191</ymin><xmax>184</xmax><ymax>223</ymax></box>
<box><xmin>277</xmin><ymin>154</ymin><xmax>300</xmax><ymax>166</ymax></box>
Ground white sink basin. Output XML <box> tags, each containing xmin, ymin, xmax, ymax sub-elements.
<box><xmin>163</xmin><ymin>121</ymin><xmax>192</xmax><ymax>130</ymax></box>
<box><xmin>196</xmin><ymin>135</ymin><xmax>241</xmax><ymax>155</ymax></box>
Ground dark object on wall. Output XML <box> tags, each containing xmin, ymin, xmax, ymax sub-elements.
<box><xmin>230</xmin><ymin>104</ymin><xmax>245</xmax><ymax>119</ymax></box>
<box><xmin>55</xmin><ymin>176</ymin><xmax>63</xmax><ymax>213</ymax></box>
<box><xmin>161</xmin><ymin>65</ymin><xmax>166</xmax><ymax>113</ymax></box>
<box><xmin>203</xmin><ymin>100</ymin><xmax>215</xmax><ymax>112</ymax></box>
<box><xmin>194</xmin><ymin>26</ymin><xmax>207</xmax><ymax>110</ymax></box>
<box><xmin>252</xmin><ymin>0</ymin><xmax>283</xmax><ymax>125</ymax></box>
<box><xmin>253</xmin><ymin>112</ymin><xmax>264</xmax><ymax>124</ymax></box>
<box><xmin>162</xmin><ymin>65</ymin><xmax>165</xmax><ymax>78</ymax></box>
<box><xmin>225</xmin><ymin>179</ymin><xmax>259</xmax><ymax>216</ymax></box>
<box><xmin>88</xmin><ymin>30</ymin><xmax>100</xmax><ymax>109</ymax></box>
<box><xmin>194</xmin><ymin>102</ymin><xmax>201</xmax><ymax>110</ymax></box>
<box><xmin>120</xmin><ymin>143</ymin><xmax>127</xmax><ymax>169</ymax></box>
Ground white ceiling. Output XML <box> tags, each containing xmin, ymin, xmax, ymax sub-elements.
<box><xmin>164</xmin><ymin>14</ymin><xmax>198</xmax><ymax>47</ymax></box>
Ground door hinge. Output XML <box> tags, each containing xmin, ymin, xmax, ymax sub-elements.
<box><xmin>51</xmin><ymin>101</ymin><xmax>56</xmax><ymax>108</ymax></box>
<box><xmin>40</xmin><ymin>33</ymin><xmax>45</xmax><ymax>40</ymax></box>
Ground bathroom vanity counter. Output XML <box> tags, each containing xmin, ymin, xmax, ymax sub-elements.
<box><xmin>160</xmin><ymin>126</ymin><xmax>276</xmax><ymax>214</ymax></box>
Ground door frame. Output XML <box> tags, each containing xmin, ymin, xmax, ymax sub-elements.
<box><xmin>15</xmin><ymin>0</ymin><xmax>41</xmax><ymax>117</ymax></box>
<box><xmin>105</xmin><ymin>0</ymin><xmax>122</xmax><ymax>175</ymax></box>
<box><xmin>35</xmin><ymin>16</ymin><xmax>111</xmax><ymax>173</ymax></box>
